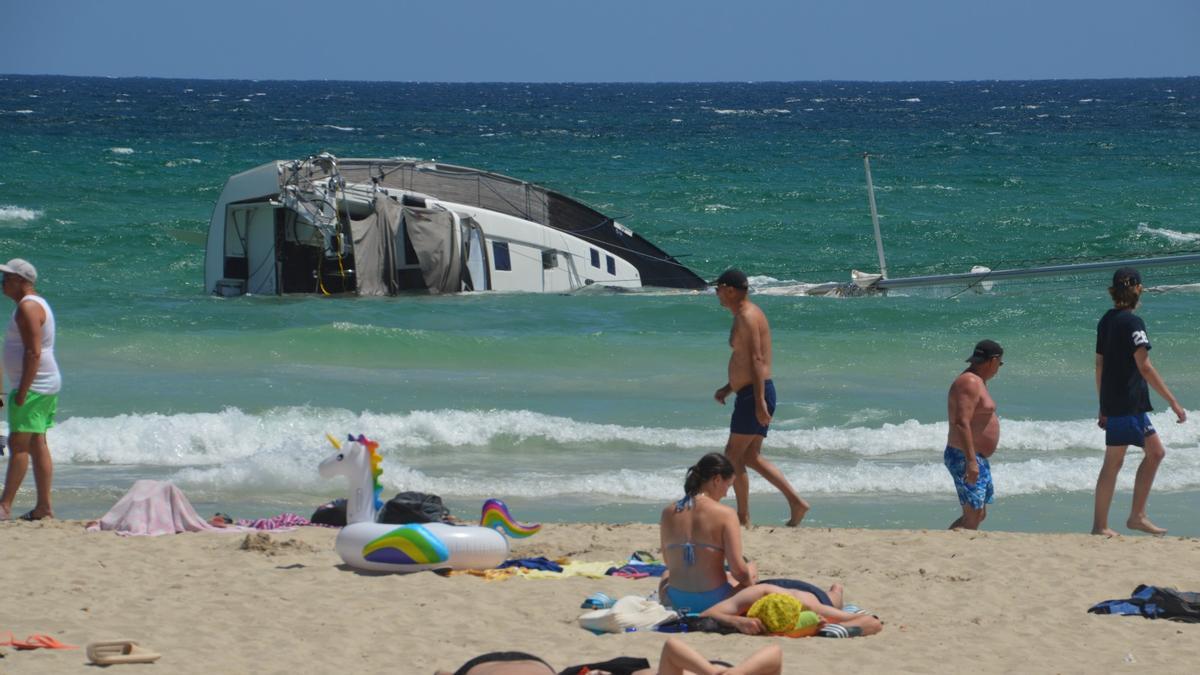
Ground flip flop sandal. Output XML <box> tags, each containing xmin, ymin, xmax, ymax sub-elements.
<box><xmin>1</xmin><ymin>632</ymin><xmax>78</xmax><ymax>650</ymax></box>
<box><xmin>87</xmin><ymin>640</ymin><xmax>161</xmax><ymax>665</ymax></box>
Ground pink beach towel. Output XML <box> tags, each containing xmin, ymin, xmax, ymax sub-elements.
<box><xmin>86</xmin><ymin>480</ymin><xmax>226</xmax><ymax>536</ymax></box>
<box><xmin>235</xmin><ymin>513</ymin><xmax>310</xmax><ymax>530</ymax></box>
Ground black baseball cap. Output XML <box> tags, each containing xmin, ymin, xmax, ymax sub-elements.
<box><xmin>712</xmin><ymin>268</ymin><xmax>749</xmax><ymax>290</ymax></box>
<box><xmin>966</xmin><ymin>339</ymin><xmax>1004</xmax><ymax>364</ymax></box>
<box><xmin>1112</xmin><ymin>266</ymin><xmax>1142</xmax><ymax>288</ymax></box>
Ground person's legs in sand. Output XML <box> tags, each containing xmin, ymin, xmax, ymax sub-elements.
<box><xmin>826</xmin><ymin>582</ymin><xmax>844</xmax><ymax>608</ymax></box>
<box><xmin>949</xmin><ymin>503</ymin><xmax>986</xmax><ymax>530</ymax></box>
<box><xmin>1</xmin><ymin>431</ymin><xmax>55</xmax><ymax>520</ymax></box>
<box><xmin>656</xmin><ymin>636</ymin><xmax>782</xmax><ymax>675</ymax></box>
<box><xmin>1127</xmin><ymin>432</ymin><xmax>1167</xmax><ymax>535</ymax></box>
<box><xmin>724</xmin><ymin>435</ymin><xmax>807</xmax><ymax>527</ymax></box>
<box><xmin>1092</xmin><ymin>444</ymin><xmax>1127</xmax><ymax>536</ymax></box>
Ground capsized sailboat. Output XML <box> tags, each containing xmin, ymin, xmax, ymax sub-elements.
<box><xmin>204</xmin><ymin>153</ymin><xmax>706</xmax><ymax>296</ymax></box>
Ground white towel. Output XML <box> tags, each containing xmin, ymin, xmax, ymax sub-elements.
<box><xmin>578</xmin><ymin>595</ymin><xmax>676</xmax><ymax>633</ymax></box>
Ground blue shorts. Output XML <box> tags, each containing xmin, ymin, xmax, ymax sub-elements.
<box><xmin>944</xmin><ymin>446</ymin><xmax>994</xmax><ymax>510</ymax></box>
<box><xmin>731</xmin><ymin>380</ymin><xmax>776</xmax><ymax>437</ymax></box>
<box><xmin>1106</xmin><ymin>413</ymin><xmax>1156</xmax><ymax>448</ymax></box>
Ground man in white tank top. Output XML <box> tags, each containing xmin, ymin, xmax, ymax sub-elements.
<box><xmin>0</xmin><ymin>258</ymin><xmax>60</xmax><ymax>521</ymax></box>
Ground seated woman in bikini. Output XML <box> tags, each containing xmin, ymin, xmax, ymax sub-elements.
<box><xmin>659</xmin><ymin>452</ymin><xmax>755</xmax><ymax>614</ymax></box>
<box><xmin>660</xmin><ymin>453</ymin><xmax>871</xmax><ymax>629</ymax></box>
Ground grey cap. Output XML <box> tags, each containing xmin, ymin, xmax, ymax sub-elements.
<box><xmin>0</xmin><ymin>258</ymin><xmax>37</xmax><ymax>283</ymax></box>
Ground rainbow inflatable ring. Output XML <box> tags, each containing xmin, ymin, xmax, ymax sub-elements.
<box><xmin>319</xmin><ymin>434</ymin><xmax>543</xmax><ymax>573</ymax></box>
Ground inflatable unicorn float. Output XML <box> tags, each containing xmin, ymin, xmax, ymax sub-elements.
<box><xmin>318</xmin><ymin>433</ymin><xmax>540</xmax><ymax>573</ymax></box>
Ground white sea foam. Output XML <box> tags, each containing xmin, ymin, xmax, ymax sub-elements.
<box><xmin>6</xmin><ymin>110</ymin><xmax>34</xmax><ymax>114</ymax></box>
<box><xmin>711</xmin><ymin>108</ymin><xmax>789</xmax><ymax>116</ymax></box>
<box><xmin>1137</xmin><ymin>223</ymin><xmax>1200</xmax><ymax>243</ymax></box>
<box><xmin>109</xmin><ymin>147</ymin><xmax>134</xmax><ymax>155</ymax></box>
<box><xmin>323</xmin><ymin>124</ymin><xmax>359</xmax><ymax>131</ymax></box>
<box><xmin>0</xmin><ymin>205</ymin><xmax>42</xmax><ymax>221</ymax></box>
<box><xmin>902</xmin><ymin>98</ymin><xmax>921</xmax><ymax>103</ymax></box>
<box><xmin>47</xmin><ymin>408</ymin><xmax>1200</xmax><ymax>499</ymax></box>
<box><xmin>165</xmin><ymin>158</ymin><xmax>202</xmax><ymax>167</ymax></box>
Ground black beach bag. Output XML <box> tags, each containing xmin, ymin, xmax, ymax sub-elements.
<box><xmin>309</xmin><ymin>498</ymin><xmax>348</xmax><ymax>527</ymax></box>
<box><xmin>379</xmin><ymin>491</ymin><xmax>451</xmax><ymax>524</ymax></box>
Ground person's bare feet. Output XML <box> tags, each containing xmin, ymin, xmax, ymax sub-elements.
<box><xmin>827</xmin><ymin>582</ymin><xmax>845</xmax><ymax>609</ymax></box>
<box><xmin>1127</xmin><ymin>516</ymin><xmax>1167</xmax><ymax>536</ymax></box>
<box><xmin>1091</xmin><ymin>527</ymin><xmax>1120</xmax><ymax>537</ymax></box>
<box><xmin>785</xmin><ymin>499</ymin><xmax>810</xmax><ymax>527</ymax></box>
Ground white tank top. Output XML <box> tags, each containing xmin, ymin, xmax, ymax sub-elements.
<box><xmin>4</xmin><ymin>295</ymin><xmax>61</xmax><ymax>395</ymax></box>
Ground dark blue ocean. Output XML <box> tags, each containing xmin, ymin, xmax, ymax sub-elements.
<box><xmin>1</xmin><ymin>75</ymin><xmax>1199</xmax><ymax>534</ymax></box>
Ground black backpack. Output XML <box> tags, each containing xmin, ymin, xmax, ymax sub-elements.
<box><xmin>309</xmin><ymin>498</ymin><xmax>348</xmax><ymax>527</ymax></box>
<box><xmin>1144</xmin><ymin>586</ymin><xmax>1200</xmax><ymax>623</ymax></box>
<box><xmin>378</xmin><ymin>491</ymin><xmax>451</xmax><ymax>524</ymax></box>
<box><xmin>1090</xmin><ymin>584</ymin><xmax>1200</xmax><ymax>623</ymax></box>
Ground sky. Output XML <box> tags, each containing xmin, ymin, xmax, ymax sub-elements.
<box><xmin>1</xmin><ymin>0</ymin><xmax>1197</xmax><ymax>82</ymax></box>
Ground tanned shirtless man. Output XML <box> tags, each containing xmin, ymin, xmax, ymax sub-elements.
<box><xmin>944</xmin><ymin>339</ymin><xmax>1003</xmax><ymax>530</ymax></box>
<box><xmin>712</xmin><ymin>268</ymin><xmax>808</xmax><ymax>527</ymax></box>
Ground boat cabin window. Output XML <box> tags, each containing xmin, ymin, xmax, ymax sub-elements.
<box><xmin>590</xmin><ymin>249</ymin><xmax>600</xmax><ymax>268</ymax></box>
<box><xmin>493</xmin><ymin>241</ymin><xmax>512</xmax><ymax>271</ymax></box>
<box><xmin>542</xmin><ymin>250</ymin><xmax>558</xmax><ymax>270</ymax></box>
<box><xmin>606</xmin><ymin>255</ymin><xmax>616</xmax><ymax>275</ymax></box>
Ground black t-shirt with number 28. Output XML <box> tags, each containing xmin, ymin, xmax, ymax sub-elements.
<box><xmin>1096</xmin><ymin>308</ymin><xmax>1152</xmax><ymax>416</ymax></box>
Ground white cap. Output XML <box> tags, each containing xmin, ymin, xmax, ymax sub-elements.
<box><xmin>0</xmin><ymin>258</ymin><xmax>37</xmax><ymax>284</ymax></box>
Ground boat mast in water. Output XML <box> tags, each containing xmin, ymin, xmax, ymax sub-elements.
<box><xmin>810</xmin><ymin>155</ymin><xmax>1200</xmax><ymax>296</ymax></box>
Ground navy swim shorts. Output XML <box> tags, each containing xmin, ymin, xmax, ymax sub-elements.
<box><xmin>730</xmin><ymin>380</ymin><xmax>776</xmax><ymax>437</ymax></box>
<box><xmin>1105</xmin><ymin>412</ymin><xmax>1156</xmax><ymax>448</ymax></box>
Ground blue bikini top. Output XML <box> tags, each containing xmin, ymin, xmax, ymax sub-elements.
<box><xmin>668</xmin><ymin>495</ymin><xmax>725</xmax><ymax>565</ymax></box>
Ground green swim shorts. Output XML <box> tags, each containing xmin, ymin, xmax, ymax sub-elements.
<box><xmin>8</xmin><ymin>389</ymin><xmax>58</xmax><ymax>434</ymax></box>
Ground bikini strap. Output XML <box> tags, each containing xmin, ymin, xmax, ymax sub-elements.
<box><xmin>674</xmin><ymin>495</ymin><xmax>694</xmax><ymax>512</ymax></box>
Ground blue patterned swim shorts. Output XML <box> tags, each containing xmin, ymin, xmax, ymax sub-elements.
<box><xmin>944</xmin><ymin>445</ymin><xmax>994</xmax><ymax>510</ymax></box>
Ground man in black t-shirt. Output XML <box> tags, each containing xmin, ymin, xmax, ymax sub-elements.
<box><xmin>1092</xmin><ymin>267</ymin><xmax>1186</xmax><ymax>537</ymax></box>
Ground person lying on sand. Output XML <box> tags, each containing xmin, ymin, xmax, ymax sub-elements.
<box><xmin>701</xmin><ymin>587</ymin><xmax>883</xmax><ymax>637</ymax></box>
<box><xmin>435</xmin><ymin>636</ymin><xmax>783</xmax><ymax>674</ymax></box>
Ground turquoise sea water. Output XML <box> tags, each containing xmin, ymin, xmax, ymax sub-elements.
<box><xmin>1</xmin><ymin>75</ymin><xmax>1199</xmax><ymax>534</ymax></box>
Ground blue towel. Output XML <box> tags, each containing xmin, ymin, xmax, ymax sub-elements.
<box><xmin>758</xmin><ymin>578</ymin><xmax>833</xmax><ymax>607</ymax></box>
<box><xmin>497</xmin><ymin>556</ymin><xmax>563</xmax><ymax>572</ymax></box>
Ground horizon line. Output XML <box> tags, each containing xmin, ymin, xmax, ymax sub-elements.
<box><xmin>3</xmin><ymin>72</ymin><xmax>1198</xmax><ymax>86</ymax></box>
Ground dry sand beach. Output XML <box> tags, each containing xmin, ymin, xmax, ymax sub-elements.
<box><xmin>2</xmin><ymin>520</ymin><xmax>1199</xmax><ymax>674</ymax></box>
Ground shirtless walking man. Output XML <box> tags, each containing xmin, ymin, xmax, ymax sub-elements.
<box><xmin>944</xmin><ymin>339</ymin><xmax>1003</xmax><ymax>530</ymax></box>
<box><xmin>712</xmin><ymin>268</ymin><xmax>808</xmax><ymax>527</ymax></box>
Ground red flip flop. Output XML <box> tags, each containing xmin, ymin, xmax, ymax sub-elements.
<box><xmin>1</xmin><ymin>632</ymin><xmax>78</xmax><ymax>650</ymax></box>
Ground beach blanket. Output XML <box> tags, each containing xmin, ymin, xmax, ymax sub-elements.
<box><xmin>1089</xmin><ymin>584</ymin><xmax>1200</xmax><ymax>623</ymax></box>
<box><xmin>86</xmin><ymin>480</ymin><xmax>226</xmax><ymax>536</ymax></box>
